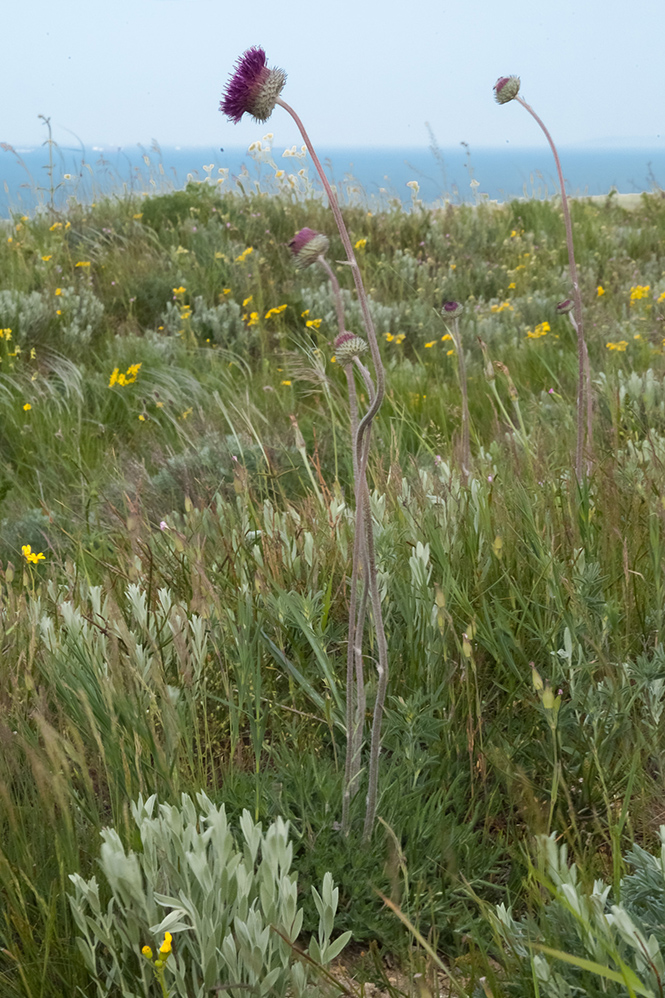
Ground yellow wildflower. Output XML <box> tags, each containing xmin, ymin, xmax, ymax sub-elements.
<box><xmin>281</xmin><ymin>380</ymin><xmax>292</xmax><ymax>386</ymax></box>
<box><xmin>55</xmin><ymin>288</ymin><xmax>62</xmax><ymax>296</ymax></box>
<box><xmin>424</xmin><ymin>341</ymin><xmax>436</xmax><ymax>348</ymax></box>
<box><xmin>354</xmin><ymin>238</ymin><xmax>367</xmax><ymax>250</ymax></box>
<box><xmin>606</xmin><ymin>340</ymin><xmax>628</xmax><ymax>351</ymax></box>
<box><xmin>395</xmin><ymin>333</ymin><xmax>406</xmax><ymax>344</ymax></box>
<box><xmin>630</xmin><ymin>284</ymin><xmax>650</xmax><ymax>301</ymax></box>
<box><xmin>384</xmin><ymin>332</ymin><xmax>395</xmax><ymax>342</ymax></box>
<box><xmin>242</xmin><ymin>295</ymin><xmax>253</xmax><ymax>307</ymax></box>
<box><xmin>138</xmin><ymin>414</ymin><xmax>146</xmax><ymax>422</ymax></box>
<box><xmin>21</xmin><ymin>545</ymin><xmax>45</xmax><ymax>564</ymax></box>
<box><xmin>133</xmin><ymin>213</ymin><xmax>143</xmax><ymax>220</ymax></box>
<box><xmin>173</xmin><ymin>286</ymin><xmax>186</xmax><ymax>296</ymax></box>
<box><xmin>306</xmin><ymin>318</ymin><xmax>322</xmax><ymax>329</ymax></box>
<box><xmin>141</xmin><ymin>946</ymin><xmax>153</xmax><ymax>960</ymax></box>
<box><xmin>246</xmin><ymin>312</ymin><xmax>260</xmax><ymax>327</ymax></box>
<box><xmin>301</xmin><ymin>309</ymin><xmax>310</xmax><ymax>317</ymax></box>
<box><xmin>508</xmin><ymin>282</ymin><xmax>516</xmax><ymax>290</ymax></box>
<box><xmin>109</xmin><ymin>367</ymin><xmax>119</xmax><ymax>387</ymax></box>
<box><xmin>526</xmin><ymin>321</ymin><xmax>550</xmax><ymax>340</ymax></box>
<box><xmin>597</xmin><ymin>285</ymin><xmax>605</xmax><ymax>296</ymax></box>
<box><xmin>0</xmin><ymin>328</ymin><xmax>11</xmax><ymax>340</ymax></box>
<box><xmin>490</xmin><ymin>301</ymin><xmax>514</xmax><ymax>313</ymax></box>
<box><xmin>159</xmin><ymin>932</ymin><xmax>172</xmax><ymax>955</ymax></box>
<box><xmin>447</xmin><ymin>349</ymin><xmax>455</xmax><ymax>356</ymax></box>
<box><xmin>182</xmin><ymin>407</ymin><xmax>193</xmax><ymax>419</ymax></box>
<box><xmin>23</xmin><ymin>403</ymin><xmax>32</xmax><ymax>411</ymax></box>
<box><xmin>49</xmin><ymin>222</ymin><xmax>62</xmax><ymax>231</ymax></box>
<box><xmin>264</xmin><ymin>304</ymin><xmax>288</xmax><ymax>319</ymax></box>
<box><xmin>657</xmin><ymin>291</ymin><xmax>665</xmax><ymax>303</ymax></box>
<box><xmin>41</xmin><ymin>255</ymin><xmax>52</xmax><ymax>262</ymax></box>
<box><xmin>235</xmin><ymin>246</ymin><xmax>254</xmax><ymax>263</ymax></box>
<box><xmin>56</xmin><ymin>309</ymin><xmax>62</xmax><ymax>316</ymax></box>
<box><xmin>441</xmin><ymin>333</ymin><xmax>453</xmax><ymax>342</ymax></box>
<box><xmin>75</xmin><ymin>261</ymin><xmax>91</xmax><ymax>268</ymax></box>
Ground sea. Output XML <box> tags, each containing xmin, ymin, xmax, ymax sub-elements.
<box><xmin>1</xmin><ymin>142</ymin><xmax>664</xmax><ymax>218</ymax></box>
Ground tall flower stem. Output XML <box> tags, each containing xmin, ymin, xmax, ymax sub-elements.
<box><xmin>450</xmin><ymin>315</ymin><xmax>471</xmax><ymax>479</ymax></box>
<box><xmin>513</xmin><ymin>95</ymin><xmax>590</xmax><ymax>480</ymax></box>
<box><xmin>277</xmin><ymin>96</ymin><xmax>389</xmax><ymax>838</ymax></box>
<box><xmin>318</xmin><ymin>255</ymin><xmax>370</xmax><ymax>833</ymax></box>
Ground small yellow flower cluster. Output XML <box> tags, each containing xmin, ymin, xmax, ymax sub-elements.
<box><xmin>41</xmin><ymin>254</ymin><xmax>52</xmax><ymax>262</ymax></box>
<box><xmin>424</xmin><ymin>340</ymin><xmax>437</xmax><ymax>348</ymax></box>
<box><xmin>490</xmin><ymin>301</ymin><xmax>514</xmax><ymax>313</ymax></box>
<box><xmin>235</xmin><ymin>246</ymin><xmax>254</xmax><ymax>264</ymax></box>
<box><xmin>242</xmin><ymin>295</ymin><xmax>253</xmax><ymax>307</ymax></box>
<box><xmin>606</xmin><ymin>340</ymin><xmax>628</xmax><ymax>352</ymax></box>
<box><xmin>597</xmin><ymin>285</ymin><xmax>605</xmax><ymax>297</ymax></box>
<box><xmin>265</xmin><ymin>304</ymin><xmax>288</xmax><ymax>319</ymax></box>
<box><xmin>441</xmin><ymin>333</ymin><xmax>453</xmax><ymax>342</ymax></box>
<box><xmin>658</xmin><ymin>291</ymin><xmax>665</xmax><ymax>303</ymax></box>
<box><xmin>75</xmin><ymin>261</ymin><xmax>91</xmax><ymax>268</ymax></box>
<box><xmin>109</xmin><ymin>363</ymin><xmax>142</xmax><ymax>387</ymax></box>
<box><xmin>630</xmin><ymin>285</ymin><xmax>650</xmax><ymax>302</ymax></box>
<box><xmin>305</xmin><ymin>318</ymin><xmax>322</xmax><ymax>329</ymax></box>
<box><xmin>244</xmin><ymin>312</ymin><xmax>260</xmax><ymax>327</ymax></box>
<box><xmin>281</xmin><ymin>380</ymin><xmax>292</xmax><ymax>386</ymax></box>
<box><xmin>354</xmin><ymin>238</ymin><xmax>367</xmax><ymax>250</ymax></box>
<box><xmin>22</xmin><ymin>544</ymin><xmax>45</xmax><ymax>564</ymax></box>
<box><xmin>526</xmin><ymin>321</ymin><xmax>550</xmax><ymax>340</ymax></box>
<box><xmin>384</xmin><ymin>332</ymin><xmax>406</xmax><ymax>344</ymax></box>
<box><xmin>0</xmin><ymin>328</ymin><xmax>11</xmax><ymax>340</ymax></box>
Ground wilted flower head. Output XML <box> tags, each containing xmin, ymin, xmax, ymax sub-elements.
<box><xmin>334</xmin><ymin>331</ymin><xmax>368</xmax><ymax>365</ymax></box>
<box><xmin>221</xmin><ymin>47</ymin><xmax>287</xmax><ymax>124</ymax></box>
<box><xmin>289</xmin><ymin>227</ymin><xmax>330</xmax><ymax>269</ymax></box>
<box><xmin>556</xmin><ymin>299</ymin><xmax>574</xmax><ymax>315</ymax></box>
<box><xmin>441</xmin><ymin>300</ymin><xmax>464</xmax><ymax>318</ymax></box>
<box><xmin>494</xmin><ymin>76</ymin><xmax>521</xmax><ymax>104</ymax></box>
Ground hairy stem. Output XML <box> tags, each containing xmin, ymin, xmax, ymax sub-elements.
<box><xmin>515</xmin><ymin>95</ymin><xmax>590</xmax><ymax>480</ymax></box>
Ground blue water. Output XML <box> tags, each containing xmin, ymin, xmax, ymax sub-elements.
<box><xmin>1</xmin><ymin>142</ymin><xmax>664</xmax><ymax>217</ymax></box>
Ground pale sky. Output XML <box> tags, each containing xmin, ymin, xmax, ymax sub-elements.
<box><xmin>4</xmin><ymin>0</ymin><xmax>664</xmax><ymax>152</ymax></box>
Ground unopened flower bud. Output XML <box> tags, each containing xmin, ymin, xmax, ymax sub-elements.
<box><xmin>442</xmin><ymin>300</ymin><xmax>464</xmax><ymax>319</ymax></box>
<box><xmin>288</xmin><ymin>228</ymin><xmax>330</xmax><ymax>269</ymax></box>
<box><xmin>494</xmin><ymin>76</ymin><xmax>521</xmax><ymax>104</ymax></box>
<box><xmin>334</xmin><ymin>331</ymin><xmax>369</xmax><ymax>365</ymax></box>
<box><xmin>556</xmin><ymin>299</ymin><xmax>574</xmax><ymax>315</ymax></box>
<box><xmin>142</xmin><ymin>946</ymin><xmax>153</xmax><ymax>960</ymax></box>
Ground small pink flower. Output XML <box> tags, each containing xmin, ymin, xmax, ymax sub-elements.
<box><xmin>159</xmin><ymin>520</ymin><xmax>168</xmax><ymax>530</ymax></box>
<box><xmin>494</xmin><ymin>76</ymin><xmax>521</xmax><ymax>104</ymax></box>
<box><xmin>289</xmin><ymin>227</ymin><xmax>330</xmax><ymax>269</ymax></box>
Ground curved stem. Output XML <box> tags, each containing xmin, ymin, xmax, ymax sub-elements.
<box><xmin>317</xmin><ymin>255</ymin><xmax>347</xmax><ymax>338</ymax></box>
<box><xmin>275</xmin><ymin>97</ymin><xmax>385</xmax><ymax>413</ymax></box>
<box><xmin>516</xmin><ymin>95</ymin><xmax>590</xmax><ymax>480</ymax></box>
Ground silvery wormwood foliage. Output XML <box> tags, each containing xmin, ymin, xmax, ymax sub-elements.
<box><xmin>69</xmin><ymin>792</ymin><xmax>351</xmax><ymax>998</ymax></box>
<box><xmin>491</xmin><ymin>829</ymin><xmax>665</xmax><ymax>998</ymax></box>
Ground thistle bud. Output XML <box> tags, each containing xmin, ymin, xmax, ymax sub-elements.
<box><xmin>556</xmin><ymin>299</ymin><xmax>574</xmax><ymax>315</ymax></box>
<box><xmin>334</xmin><ymin>331</ymin><xmax>369</xmax><ymax>365</ymax></box>
<box><xmin>288</xmin><ymin>227</ymin><xmax>330</xmax><ymax>269</ymax></box>
<box><xmin>441</xmin><ymin>300</ymin><xmax>464</xmax><ymax>319</ymax></box>
<box><xmin>494</xmin><ymin>76</ymin><xmax>521</xmax><ymax>104</ymax></box>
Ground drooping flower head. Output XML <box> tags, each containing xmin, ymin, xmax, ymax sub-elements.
<box><xmin>493</xmin><ymin>76</ymin><xmax>521</xmax><ymax>105</ymax></box>
<box><xmin>289</xmin><ymin>228</ymin><xmax>330</xmax><ymax>269</ymax></box>
<box><xmin>221</xmin><ymin>47</ymin><xmax>287</xmax><ymax>124</ymax></box>
<box><xmin>334</xmin><ymin>331</ymin><xmax>368</xmax><ymax>366</ymax></box>
<box><xmin>441</xmin><ymin>300</ymin><xmax>464</xmax><ymax>319</ymax></box>
<box><xmin>556</xmin><ymin>299</ymin><xmax>574</xmax><ymax>315</ymax></box>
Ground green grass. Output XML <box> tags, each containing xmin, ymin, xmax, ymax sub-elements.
<box><xmin>1</xmin><ymin>179</ymin><xmax>665</xmax><ymax>997</ymax></box>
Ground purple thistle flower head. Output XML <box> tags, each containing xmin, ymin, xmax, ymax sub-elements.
<box><xmin>442</xmin><ymin>300</ymin><xmax>464</xmax><ymax>318</ymax></box>
<box><xmin>494</xmin><ymin>76</ymin><xmax>521</xmax><ymax>104</ymax></box>
<box><xmin>334</xmin><ymin>331</ymin><xmax>368</xmax><ymax>365</ymax></box>
<box><xmin>556</xmin><ymin>298</ymin><xmax>574</xmax><ymax>315</ymax></box>
<box><xmin>221</xmin><ymin>47</ymin><xmax>287</xmax><ymax>124</ymax></box>
<box><xmin>288</xmin><ymin>227</ymin><xmax>330</xmax><ymax>269</ymax></box>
